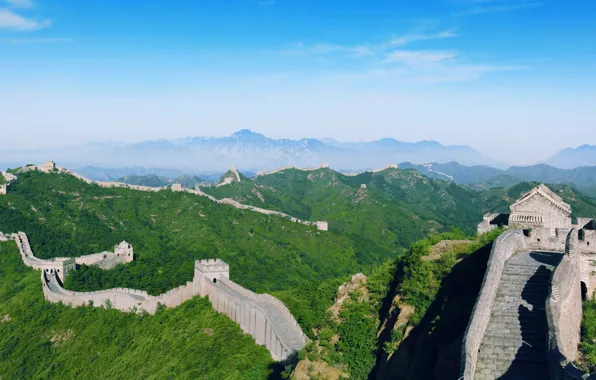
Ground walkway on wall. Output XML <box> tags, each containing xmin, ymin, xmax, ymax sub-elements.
<box><xmin>475</xmin><ymin>251</ymin><xmax>561</xmax><ymax>379</ymax></box>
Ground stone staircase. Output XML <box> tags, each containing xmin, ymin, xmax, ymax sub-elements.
<box><xmin>475</xmin><ymin>251</ymin><xmax>561</xmax><ymax>380</ymax></box>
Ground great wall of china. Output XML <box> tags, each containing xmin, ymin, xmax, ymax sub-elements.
<box><xmin>0</xmin><ymin>161</ymin><xmax>311</xmax><ymax>361</ymax></box>
<box><xmin>12</xmin><ymin>161</ymin><xmax>596</xmax><ymax>374</ymax></box>
<box><xmin>462</xmin><ymin>184</ymin><xmax>596</xmax><ymax>379</ymax></box>
<box><xmin>0</xmin><ymin>230</ymin><xmax>308</xmax><ymax>361</ymax></box>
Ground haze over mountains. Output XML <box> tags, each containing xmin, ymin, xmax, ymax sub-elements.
<box><xmin>2</xmin><ymin>129</ymin><xmax>596</xmax><ymax>181</ymax></box>
<box><xmin>1</xmin><ymin>129</ymin><xmax>500</xmax><ymax>172</ymax></box>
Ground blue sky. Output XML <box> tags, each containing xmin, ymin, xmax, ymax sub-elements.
<box><xmin>0</xmin><ymin>0</ymin><xmax>595</xmax><ymax>164</ymax></box>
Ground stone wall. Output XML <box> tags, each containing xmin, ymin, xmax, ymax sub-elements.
<box><xmin>580</xmin><ymin>253</ymin><xmax>596</xmax><ymax>300</ymax></box>
<box><xmin>256</xmin><ymin>164</ymin><xmax>330</xmax><ymax>177</ymax></box>
<box><xmin>460</xmin><ymin>229</ymin><xmax>528</xmax><ymax>380</ymax></box>
<box><xmin>15</xmin><ymin>232</ymin><xmax>76</xmax><ymax>282</ymax></box>
<box><xmin>527</xmin><ymin>227</ymin><xmax>570</xmax><ymax>252</ymax></box>
<box><xmin>342</xmin><ymin>164</ymin><xmax>398</xmax><ymax>176</ymax></box>
<box><xmin>478</xmin><ymin>213</ymin><xmax>500</xmax><ymax>234</ymax></box>
<box><xmin>199</xmin><ymin>274</ymin><xmax>308</xmax><ymax>361</ymax></box>
<box><xmin>546</xmin><ymin>229</ymin><xmax>587</xmax><ymax>380</ymax></box>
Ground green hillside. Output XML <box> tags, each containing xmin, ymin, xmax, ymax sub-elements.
<box><xmin>0</xmin><ymin>241</ymin><xmax>273</xmax><ymax>379</ymax></box>
<box><xmin>118</xmin><ymin>174</ymin><xmax>206</xmax><ymax>189</ymax></box>
<box><xmin>117</xmin><ymin>174</ymin><xmax>170</xmax><ymax>187</ymax></box>
<box><xmin>0</xmin><ymin>170</ymin><xmax>376</xmax><ymax>334</ymax></box>
<box><xmin>204</xmin><ymin>167</ymin><xmax>490</xmax><ymax>260</ymax></box>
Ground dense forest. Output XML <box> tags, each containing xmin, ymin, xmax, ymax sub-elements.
<box><xmin>0</xmin><ymin>242</ymin><xmax>274</xmax><ymax>379</ymax></box>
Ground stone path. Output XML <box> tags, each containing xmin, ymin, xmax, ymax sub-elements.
<box><xmin>475</xmin><ymin>251</ymin><xmax>561</xmax><ymax>380</ymax></box>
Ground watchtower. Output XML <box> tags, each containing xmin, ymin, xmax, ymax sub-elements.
<box><xmin>316</xmin><ymin>221</ymin><xmax>329</xmax><ymax>231</ymax></box>
<box><xmin>114</xmin><ymin>241</ymin><xmax>134</xmax><ymax>263</ymax></box>
<box><xmin>43</xmin><ymin>161</ymin><xmax>56</xmax><ymax>173</ymax></box>
<box><xmin>171</xmin><ymin>183</ymin><xmax>183</xmax><ymax>192</ymax></box>
<box><xmin>194</xmin><ymin>259</ymin><xmax>230</xmax><ymax>294</ymax></box>
<box><xmin>0</xmin><ymin>184</ymin><xmax>6</xmax><ymax>195</ymax></box>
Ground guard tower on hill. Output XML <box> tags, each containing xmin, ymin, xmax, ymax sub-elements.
<box><xmin>114</xmin><ymin>241</ymin><xmax>134</xmax><ymax>263</ymax></box>
<box><xmin>0</xmin><ymin>183</ymin><xmax>6</xmax><ymax>195</ymax></box>
<box><xmin>194</xmin><ymin>259</ymin><xmax>230</xmax><ymax>294</ymax></box>
<box><xmin>43</xmin><ymin>161</ymin><xmax>56</xmax><ymax>172</ymax></box>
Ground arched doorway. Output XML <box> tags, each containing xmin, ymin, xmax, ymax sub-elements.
<box><xmin>581</xmin><ymin>281</ymin><xmax>588</xmax><ymax>301</ymax></box>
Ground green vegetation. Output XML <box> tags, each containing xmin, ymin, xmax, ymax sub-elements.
<box><xmin>118</xmin><ymin>174</ymin><xmax>206</xmax><ymax>189</ymax></box>
<box><xmin>293</xmin><ymin>228</ymin><xmax>502</xmax><ymax>379</ymax></box>
<box><xmin>0</xmin><ymin>175</ymin><xmax>6</xmax><ymax>185</ymax></box>
<box><xmin>4</xmin><ymin>167</ymin><xmax>596</xmax><ymax>379</ymax></box>
<box><xmin>0</xmin><ymin>170</ymin><xmax>374</xmax><ymax>336</ymax></box>
<box><xmin>579</xmin><ymin>299</ymin><xmax>596</xmax><ymax>372</ymax></box>
<box><xmin>0</xmin><ymin>241</ymin><xmax>273</xmax><ymax>379</ymax></box>
<box><xmin>205</xmin><ymin>168</ymin><xmax>490</xmax><ymax>263</ymax></box>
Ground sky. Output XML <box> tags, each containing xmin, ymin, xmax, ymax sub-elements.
<box><xmin>0</xmin><ymin>0</ymin><xmax>595</xmax><ymax>165</ymax></box>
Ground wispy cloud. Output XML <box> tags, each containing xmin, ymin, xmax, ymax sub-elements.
<box><xmin>389</xmin><ymin>29</ymin><xmax>458</xmax><ymax>46</ymax></box>
<box><xmin>0</xmin><ymin>8</ymin><xmax>50</xmax><ymax>31</ymax></box>
<box><xmin>385</xmin><ymin>50</ymin><xmax>459</xmax><ymax>64</ymax></box>
<box><xmin>0</xmin><ymin>37</ymin><xmax>73</xmax><ymax>44</ymax></box>
<box><xmin>281</xmin><ymin>42</ymin><xmax>373</xmax><ymax>58</ymax></box>
<box><xmin>2</xmin><ymin>0</ymin><xmax>33</xmax><ymax>9</ymax></box>
<box><xmin>279</xmin><ymin>24</ymin><xmax>527</xmax><ymax>85</ymax></box>
<box><xmin>454</xmin><ymin>0</ymin><xmax>541</xmax><ymax>15</ymax></box>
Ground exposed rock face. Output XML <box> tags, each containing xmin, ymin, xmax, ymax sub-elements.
<box><xmin>328</xmin><ymin>273</ymin><xmax>367</xmax><ymax>321</ymax></box>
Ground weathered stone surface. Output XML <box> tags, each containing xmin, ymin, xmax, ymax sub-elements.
<box><xmin>475</xmin><ymin>251</ymin><xmax>558</xmax><ymax>379</ymax></box>
<box><xmin>460</xmin><ymin>229</ymin><xmax>528</xmax><ymax>380</ymax></box>
<box><xmin>468</xmin><ymin>184</ymin><xmax>596</xmax><ymax>379</ymax></box>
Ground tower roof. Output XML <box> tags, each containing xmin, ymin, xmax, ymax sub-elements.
<box><xmin>511</xmin><ymin>183</ymin><xmax>571</xmax><ymax>214</ymax></box>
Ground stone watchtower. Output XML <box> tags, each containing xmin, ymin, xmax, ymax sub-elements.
<box><xmin>43</xmin><ymin>161</ymin><xmax>56</xmax><ymax>173</ymax></box>
<box><xmin>509</xmin><ymin>184</ymin><xmax>571</xmax><ymax>229</ymax></box>
<box><xmin>114</xmin><ymin>241</ymin><xmax>134</xmax><ymax>263</ymax></box>
<box><xmin>171</xmin><ymin>183</ymin><xmax>183</xmax><ymax>192</ymax></box>
<box><xmin>193</xmin><ymin>259</ymin><xmax>230</xmax><ymax>295</ymax></box>
<box><xmin>0</xmin><ymin>184</ymin><xmax>6</xmax><ymax>195</ymax></box>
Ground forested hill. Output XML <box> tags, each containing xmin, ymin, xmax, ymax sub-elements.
<box><xmin>204</xmin><ymin>167</ymin><xmax>487</xmax><ymax>253</ymax></box>
<box><xmin>203</xmin><ymin>167</ymin><xmax>596</xmax><ymax>252</ymax></box>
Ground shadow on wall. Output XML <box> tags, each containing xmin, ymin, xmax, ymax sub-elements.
<box><xmin>373</xmin><ymin>242</ymin><xmax>493</xmax><ymax>380</ymax></box>
<box><xmin>498</xmin><ymin>265</ymin><xmax>552</xmax><ymax>380</ymax></box>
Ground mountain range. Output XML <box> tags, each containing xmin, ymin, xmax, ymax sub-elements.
<box><xmin>0</xmin><ymin>129</ymin><xmax>501</xmax><ymax>172</ymax></box>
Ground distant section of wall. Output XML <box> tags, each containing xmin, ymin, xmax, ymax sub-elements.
<box><xmin>460</xmin><ymin>229</ymin><xmax>528</xmax><ymax>380</ymax></box>
<box><xmin>256</xmin><ymin>164</ymin><xmax>329</xmax><ymax>177</ymax></box>
<box><xmin>18</xmin><ymin>162</ymin><xmax>329</xmax><ymax>232</ymax></box>
<box><xmin>342</xmin><ymin>164</ymin><xmax>398</xmax><ymax>177</ymax></box>
<box><xmin>546</xmin><ymin>229</ymin><xmax>586</xmax><ymax>380</ymax></box>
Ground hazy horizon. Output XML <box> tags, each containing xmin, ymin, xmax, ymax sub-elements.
<box><xmin>1</xmin><ymin>0</ymin><xmax>595</xmax><ymax>166</ymax></box>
